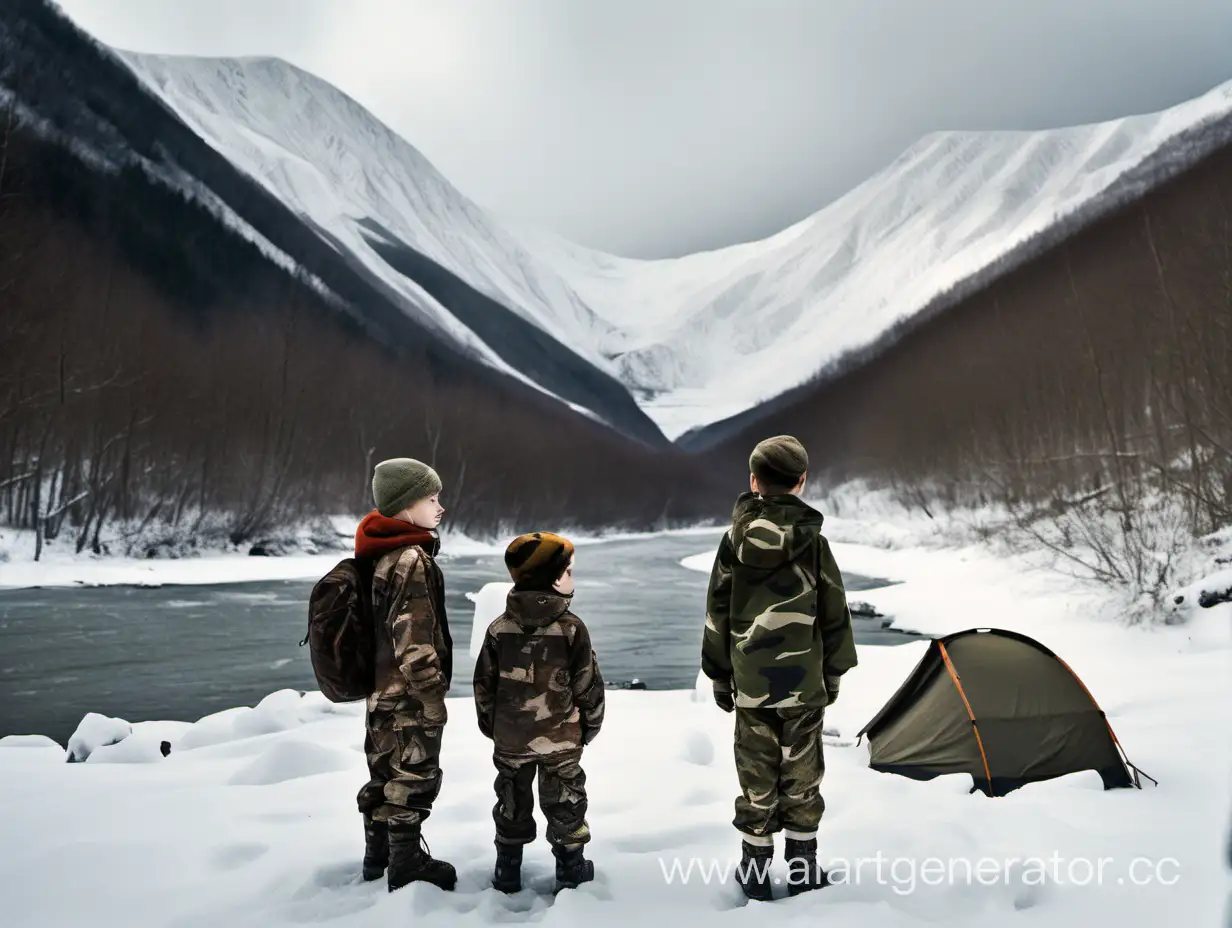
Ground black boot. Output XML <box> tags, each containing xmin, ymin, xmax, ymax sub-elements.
<box><xmin>386</xmin><ymin>823</ymin><xmax>457</xmax><ymax>892</ymax></box>
<box><xmin>736</xmin><ymin>840</ymin><xmax>774</xmax><ymax>901</ymax></box>
<box><xmin>784</xmin><ymin>837</ymin><xmax>828</xmax><ymax>896</ymax></box>
<box><xmin>552</xmin><ymin>843</ymin><xmax>594</xmax><ymax>893</ymax></box>
<box><xmin>492</xmin><ymin>841</ymin><xmax>523</xmax><ymax>894</ymax></box>
<box><xmin>361</xmin><ymin>815</ymin><xmax>388</xmax><ymax>882</ymax></box>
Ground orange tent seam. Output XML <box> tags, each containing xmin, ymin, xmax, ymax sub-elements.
<box><xmin>938</xmin><ymin>641</ymin><xmax>994</xmax><ymax>794</ymax></box>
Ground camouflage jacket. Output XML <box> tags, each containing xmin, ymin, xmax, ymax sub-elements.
<box><xmin>472</xmin><ymin>590</ymin><xmax>605</xmax><ymax>757</ymax></box>
<box><xmin>701</xmin><ymin>492</ymin><xmax>857</xmax><ymax>709</ymax></box>
<box><xmin>368</xmin><ymin>545</ymin><xmax>452</xmax><ymax>726</ymax></box>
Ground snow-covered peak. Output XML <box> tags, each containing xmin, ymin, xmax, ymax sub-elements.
<box><xmin>518</xmin><ymin>79</ymin><xmax>1232</xmax><ymax>437</ymax></box>
<box><xmin>121</xmin><ymin>49</ymin><xmax>1232</xmax><ymax>441</ymax></box>
<box><xmin>122</xmin><ymin>52</ymin><xmax>619</xmax><ymax>363</ymax></box>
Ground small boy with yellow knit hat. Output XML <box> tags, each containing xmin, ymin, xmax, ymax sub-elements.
<box><xmin>472</xmin><ymin>532</ymin><xmax>605</xmax><ymax>895</ymax></box>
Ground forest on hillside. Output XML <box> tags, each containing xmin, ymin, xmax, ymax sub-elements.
<box><xmin>0</xmin><ymin>0</ymin><xmax>663</xmax><ymax>449</ymax></box>
<box><xmin>716</xmin><ymin>136</ymin><xmax>1232</xmax><ymax>602</ymax></box>
<box><xmin>0</xmin><ymin>117</ymin><xmax>726</xmax><ymax>559</ymax></box>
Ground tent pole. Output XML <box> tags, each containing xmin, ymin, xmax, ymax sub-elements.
<box><xmin>937</xmin><ymin>641</ymin><xmax>994</xmax><ymax>796</ymax></box>
<box><xmin>1050</xmin><ymin>653</ymin><xmax>1156</xmax><ymax>789</ymax></box>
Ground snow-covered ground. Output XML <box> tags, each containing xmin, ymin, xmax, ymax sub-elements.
<box><xmin>0</xmin><ymin>547</ymin><xmax>355</xmax><ymax>590</ymax></box>
<box><xmin>0</xmin><ymin>520</ymin><xmax>724</xmax><ymax>590</ymax></box>
<box><xmin>2</xmin><ymin>511</ymin><xmax>1228</xmax><ymax>927</ymax></box>
<box><xmin>0</xmin><ymin>521</ymin><xmax>497</xmax><ymax>590</ymax></box>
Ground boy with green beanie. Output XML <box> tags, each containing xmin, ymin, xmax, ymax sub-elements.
<box><xmin>353</xmin><ymin>457</ymin><xmax>456</xmax><ymax>892</ymax></box>
<box><xmin>473</xmin><ymin>531</ymin><xmax>606</xmax><ymax>895</ymax></box>
<box><xmin>700</xmin><ymin>435</ymin><xmax>857</xmax><ymax>901</ymax></box>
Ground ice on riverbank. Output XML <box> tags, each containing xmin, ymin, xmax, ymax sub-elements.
<box><xmin>467</xmin><ymin>582</ymin><xmax>515</xmax><ymax>657</ymax></box>
<box><xmin>0</xmin><ymin>521</ymin><xmax>725</xmax><ymax>591</ymax></box>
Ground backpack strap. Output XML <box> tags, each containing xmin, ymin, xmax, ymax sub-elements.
<box><xmin>373</xmin><ymin>545</ymin><xmax>423</xmax><ymax>621</ymax></box>
<box><xmin>374</xmin><ymin>544</ymin><xmax>421</xmax><ymax>580</ymax></box>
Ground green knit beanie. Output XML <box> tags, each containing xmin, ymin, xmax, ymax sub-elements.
<box><xmin>749</xmin><ymin>435</ymin><xmax>808</xmax><ymax>492</ymax></box>
<box><xmin>372</xmin><ymin>458</ymin><xmax>442</xmax><ymax>517</ymax></box>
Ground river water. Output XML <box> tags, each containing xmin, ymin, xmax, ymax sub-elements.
<box><xmin>0</xmin><ymin>530</ymin><xmax>918</xmax><ymax>743</ymax></box>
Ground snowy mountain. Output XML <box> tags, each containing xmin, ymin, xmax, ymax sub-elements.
<box><xmin>512</xmin><ymin>81</ymin><xmax>1232</xmax><ymax>440</ymax></box>
<box><xmin>119</xmin><ymin>54</ymin><xmax>618</xmax><ymax>367</ymax></box>
<box><xmin>119</xmin><ymin>51</ymin><xmax>1232</xmax><ymax>441</ymax></box>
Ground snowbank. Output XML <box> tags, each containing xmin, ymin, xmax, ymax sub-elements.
<box><xmin>1173</xmin><ymin>566</ymin><xmax>1232</xmax><ymax>612</ymax></box>
<box><xmin>66</xmin><ymin>712</ymin><xmax>132</xmax><ymax>762</ymax></box>
<box><xmin>679</xmin><ymin>552</ymin><xmax>712</xmax><ymax>575</ymax></box>
<box><xmin>0</xmin><ymin>734</ymin><xmax>61</xmax><ymax>750</ymax></box>
<box><xmin>86</xmin><ymin>726</ymin><xmax>177</xmax><ymax>764</ymax></box>
<box><xmin>1</xmin><ymin>538</ymin><xmax>1227</xmax><ymax>926</ymax></box>
<box><xmin>0</xmin><ymin>735</ymin><xmax>66</xmax><ymax>769</ymax></box>
<box><xmin>0</xmin><ymin>522</ymin><xmax>719</xmax><ymax>590</ymax></box>
<box><xmin>0</xmin><ymin>547</ymin><xmax>349</xmax><ymax>590</ymax></box>
<box><xmin>0</xmin><ymin>540</ymin><xmax>512</xmax><ymax>591</ymax></box>
<box><xmin>230</xmin><ymin>738</ymin><xmax>358</xmax><ymax>786</ymax></box>
<box><xmin>176</xmin><ymin>690</ymin><xmax>362</xmax><ymax>752</ymax></box>
<box><xmin>467</xmin><ymin>582</ymin><xmax>514</xmax><ymax>657</ymax></box>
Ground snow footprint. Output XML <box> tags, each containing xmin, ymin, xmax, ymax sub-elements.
<box><xmin>283</xmin><ymin>863</ymin><xmax>379</xmax><ymax>923</ymax></box>
<box><xmin>678</xmin><ymin>730</ymin><xmax>715</xmax><ymax>766</ymax></box>
<box><xmin>405</xmin><ymin>872</ymin><xmax>484</xmax><ymax>918</ymax></box>
<box><xmin>680</xmin><ymin>785</ymin><xmax>722</xmax><ymax>806</ymax></box>
<box><xmin>470</xmin><ymin>867</ymin><xmax>610</xmax><ymax>920</ymax></box>
<box><xmin>710</xmin><ymin>878</ymin><xmax>759</xmax><ymax>911</ymax></box>
<box><xmin>210</xmin><ymin>841</ymin><xmax>269</xmax><ymax>871</ymax></box>
<box><xmin>229</xmin><ymin>738</ymin><xmax>356</xmax><ymax>786</ymax></box>
<box><xmin>248</xmin><ymin>810</ymin><xmax>304</xmax><ymax>824</ymax></box>
<box><xmin>612</xmin><ymin>823</ymin><xmax>718</xmax><ymax>854</ymax></box>
<box><xmin>307</xmin><ymin>861</ymin><xmax>362</xmax><ymax>891</ymax></box>
<box><xmin>475</xmin><ymin>883</ymin><xmax>554</xmax><ymax>921</ymax></box>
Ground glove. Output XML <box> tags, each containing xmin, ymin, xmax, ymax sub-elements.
<box><xmin>713</xmin><ymin>679</ymin><xmax>735</xmax><ymax>713</ymax></box>
<box><xmin>824</xmin><ymin>674</ymin><xmax>841</xmax><ymax>707</ymax></box>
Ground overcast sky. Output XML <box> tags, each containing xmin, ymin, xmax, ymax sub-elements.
<box><xmin>52</xmin><ymin>0</ymin><xmax>1232</xmax><ymax>258</ymax></box>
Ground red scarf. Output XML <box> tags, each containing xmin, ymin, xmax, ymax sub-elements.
<box><xmin>354</xmin><ymin>510</ymin><xmax>438</xmax><ymax>559</ymax></box>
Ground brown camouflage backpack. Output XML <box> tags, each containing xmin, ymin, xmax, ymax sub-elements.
<box><xmin>300</xmin><ymin>556</ymin><xmax>377</xmax><ymax>702</ymax></box>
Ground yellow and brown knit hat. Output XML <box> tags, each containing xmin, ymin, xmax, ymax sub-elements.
<box><xmin>504</xmin><ymin>532</ymin><xmax>575</xmax><ymax>592</ymax></box>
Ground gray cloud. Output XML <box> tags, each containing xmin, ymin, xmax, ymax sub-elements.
<box><xmin>52</xmin><ymin>0</ymin><xmax>1232</xmax><ymax>258</ymax></box>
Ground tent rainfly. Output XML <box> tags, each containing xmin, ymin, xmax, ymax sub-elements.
<box><xmin>856</xmin><ymin>628</ymin><xmax>1155</xmax><ymax>797</ymax></box>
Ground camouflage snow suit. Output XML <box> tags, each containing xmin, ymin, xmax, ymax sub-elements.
<box><xmin>357</xmin><ymin>542</ymin><xmax>453</xmax><ymax>829</ymax></box>
<box><xmin>472</xmin><ymin>590</ymin><xmax>605</xmax><ymax>847</ymax></box>
<box><xmin>702</xmin><ymin>491</ymin><xmax>858</xmax><ymax>842</ymax></box>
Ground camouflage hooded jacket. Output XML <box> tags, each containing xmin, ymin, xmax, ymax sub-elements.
<box><xmin>368</xmin><ymin>544</ymin><xmax>452</xmax><ymax>726</ymax></box>
<box><xmin>701</xmin><ymin>491</ymin><xmax>857</xmax><ymax>709</ymax></box>
<box><xmin>472</xmin><ymin>590</ymin><xmax>605</xmax><ymax>757</ymax></box>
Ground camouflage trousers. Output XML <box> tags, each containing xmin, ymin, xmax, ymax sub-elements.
<box><xmin>356</xmin><ymin>707</ymin><xmax>443</xmax><ymax>828</ymax></box>
<box><xmin>732</xmin><ymin>706</ymin><xmax>826</xmax><ymax>843</ymax></box>
<box><xmin>491</xmin><ymin>749</ymin><xmax>590</xmax><ymax>847</ymax></box>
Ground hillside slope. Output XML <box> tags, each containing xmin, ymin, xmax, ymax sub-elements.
<box><xmin>120</xmin><ymin>50</ymin><xmax>1232</xmax><ymax>439</ymax></box>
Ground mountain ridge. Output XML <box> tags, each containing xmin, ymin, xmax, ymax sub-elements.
<box><xmin>117</xmin><ymin>47</ymin><xmax>1232</xmax><ymax>440</ymax></box>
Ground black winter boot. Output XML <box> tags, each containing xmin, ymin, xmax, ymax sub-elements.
<box><xmin>361</xmin><ymin>815</ymin><xmax>388</xmax><ymax>882</ymax></box>
<box><xmin>386</xmin><ymin>823</ymin><xmax>457</xmax><ymax>892</ymax></box>
<box><xmin>492</xmin><ymin>841</ymin><xmax>523</xmax><ymax>894</ymax></box>
<box><xmin>784</xmin><ymin>837</ymin><xmax>828</xmax><ymax>896</ymax></box>
<box><xmin>552</xmin><ymin>843</ymin><xmax>594</xmax><ymax>893</ymax></box>
<box><xmin>737</xmin><ymin>840</ymin><xmax>774</xmax><ymax>901</ymax></box>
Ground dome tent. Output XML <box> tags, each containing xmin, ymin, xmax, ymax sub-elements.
<box><xmin>855</xmin><ymin>628</ymin><xmax>1154</xmax><ymax>797</ymax></box>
